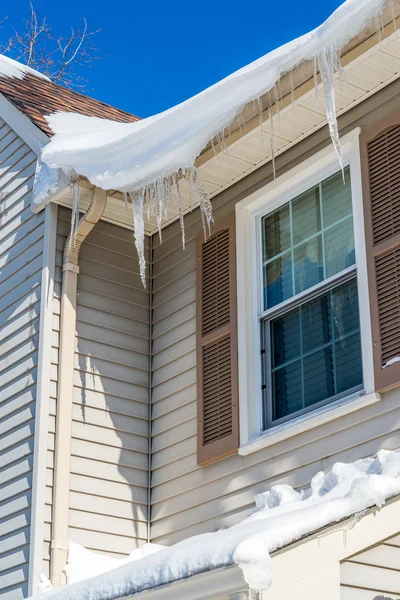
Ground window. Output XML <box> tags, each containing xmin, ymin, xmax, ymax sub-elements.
<box><xmin>260</xmin><ymin>168</ymin><xmax>363</xmax><ymax>427</ymax></box>
<box><xmin>236</xmin><ymin>131</ymin><xmax>376</xmax><ymax>453</ymax></box>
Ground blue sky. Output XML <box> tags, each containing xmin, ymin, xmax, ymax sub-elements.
<box><xmin>2</xmin><ymin>0</ymin><xmax>344</xmax><ymax>118</ymax></box>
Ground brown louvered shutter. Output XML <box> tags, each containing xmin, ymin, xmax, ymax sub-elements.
<box><xmin>360</xmin><ymin>113</ymin><xmax>400</xmax><ymax>392</ymax></box>
<box><xmin>196</xmin><ymin>216</ymin><xmax>239</xmax><ymax>465</ymax></box>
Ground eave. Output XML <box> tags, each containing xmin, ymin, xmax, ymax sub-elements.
<box><xmin>49</xmin><ymin>6</ymin><xmax>400</xmax><ymax>235</ymax></box>
<box><xmin>121</xmin><ymin>494</ymin><xmax>400</xmax><ymax>600</ymax></box>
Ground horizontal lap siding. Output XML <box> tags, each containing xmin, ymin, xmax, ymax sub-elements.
<box><xmin>149</xmin><ymin>82</ymin><xmax>400</xmax><ymax>545</ymax></box>
<box><xmin>49</xmin><ymin>208</ymin><xmax>150</xmax><ymax>564</ymax></box>
<box><xmin>341</xmin><ymin>536</ymin><xmax>400</xmax><ymax>598</ymax></box>
<box><xmin>0</xmin><ymin>120</ymin><xmax>41</xmax><ymax>599</ymax></box>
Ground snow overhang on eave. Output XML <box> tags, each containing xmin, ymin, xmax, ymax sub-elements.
<box><xmin>49</xmin><ymin>6</ymin><xmax>400</xmax><ymax>236</ymax></box>
<box><xmin>123</xmin><ymin>494</ymin><xmax>400</xmax><ymax>600</ymax></box>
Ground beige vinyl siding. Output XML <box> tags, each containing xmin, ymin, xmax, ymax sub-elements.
<box><xmin>47</xmin><ymin>207</ymin><xmax>150</xmax><ymax>568</ymax></box>
<box><xmin>149</xmin><ymin>80</ymin><xmax>400</xmax><ymax>545</ymax></box>
<box><xmin>341</xmin><ymin>534</ymin><xmax>400</xmax><ymax>598</ymax></box>
<box><xmin>0</xmin><ymin>120</ymin><xmax>42</xmax><ymax>600</ymax></box>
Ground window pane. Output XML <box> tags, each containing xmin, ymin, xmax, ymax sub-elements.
<box><xmin>304</xmin><ymin>347</ymin><xmax>334</xmax><ymax>407</ymax></box>
<box><xmin>272</xmin><ymin>311</ymin><xmax>300</xmax><ymax>368</ymax></box>
<box><xmin>332</xmin><ymin>279</ymin><xmax>359</xmax><ymax>339</ymax></box>
<box><xmin>336</xmin><ymin>333</ymin><xmax>362</xmax><ymax>393</ymax></box>
<box><xmin>261</xmin><ymin>169</ymin><xmax>355</xmax><ymax>312</ymax></box>
<box><xmin>322</xmin><ymin>168</ymin><xmax>352</xmax><ymax>227</ymax></box>
<box><xmin>302</xmin><ymin>295</ymin><xmax>332</xmax><ymax>353</ymax></box>
<box><xmin>267</xmin><ymin>279</ymin><xmax>362</xmax><ymax>425</ymax></box>
<box><xmin>263</xmin><ymin>205</ymin><xmax>290</xmax><ymax>261</ymax></box>
<box><xmin>264</xmin><ymin>252</ymin><xmax>293</xmax><ymax>308</ymax></box>
<box><xmin>292</xmin><ymin>187</ymin><xmax>321</xmax><ymax>245</ymax></box>
<box><xmin>273</xmin><ymin>361</ymin><xmax>302</xmax><ymax>420</ymax></box>
<box><xmin>325</xmin><ymin>217</ymin><xmax>355</xmax><ymax>278</ymax></box>
<box><xmin>294</xmin><ymin>235</ymin><xmax>323</xmax><ymax>294</ymax></box>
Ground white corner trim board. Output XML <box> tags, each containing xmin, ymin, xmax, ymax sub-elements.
<box><xmin>29</xmin><ymin>202</ymin><xmax>58</xmax><ymax>595</ymax></box>
<box><xmin>236</xmin><ymin>128</ymin><xmax>375</xmax><ymax>449</ymax></box>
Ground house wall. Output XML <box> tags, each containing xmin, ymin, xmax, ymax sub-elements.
<box><xmin>149</xmin><ymin>79</ymin><xmax>400</xmax><ymax>545</ymax></box>
<box><xmin>341</xmin><ymin>534</ymin><xmax>400</xmax><ymax>598</ymax></box>
<box><xmin>0</xmin><ymin>120</ymin><xmax>43</xmax><ymax>599</ymax></box>
<box><xmin>45</xmin><ymin>207</ymin><xmax>150</xmax><ymax>573</ymax></box>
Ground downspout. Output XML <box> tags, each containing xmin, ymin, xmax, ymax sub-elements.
<box><xmin>50</xmin><ymin>186</ymin><xmax>107</xmax><ymax>587</ymax></box>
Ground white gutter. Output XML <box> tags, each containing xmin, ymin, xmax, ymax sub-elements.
<box><xmin>123</xmin><ymin>565</ymin><xmax>249</xmax><ymax>600</ymax></box>
<box><xmin>50</xmin><ymin>186</ymin><xmax>107</xmax><ymax>587</ymax></box>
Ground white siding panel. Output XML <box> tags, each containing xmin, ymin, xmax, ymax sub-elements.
<box><xmin>341</xmin><ymin>536</ymin><xmax>400</xmax><ymax>597</ymax></box>
<box><xmin>0</xmin><ymin>133</ymin><xmax>41</xmax><ymax>600</ymax></box>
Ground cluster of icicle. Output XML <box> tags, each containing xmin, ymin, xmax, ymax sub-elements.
<box><xmin>124</xmin><ymin>167</ymin><xmax>214</xmax><ymax>286</ymax></box>
<box><xmin>66</xmin><ymin>0</ymin><xmax>398</xmax><ymax>288</ymax></box>
<box><xmin>69</xmin><ymin>166</ymin><xmax>214</xmax><ymax>286</ymax></box>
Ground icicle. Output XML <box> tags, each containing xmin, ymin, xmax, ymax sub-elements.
<box><xmin>192</xmin><ymin>167</ymin><xmax>213</xmax><ymax>240</ymax></box>
<box><xmin>318</xmin><ymin>46</ymin><xmax>343</xmax><ymax>175</ymax></box>
<box><xmin>130</xmin><ymin>190</ymin><xmax>146</xmax><ymax>287</ymax></box>
<box><xmin>391</xmin><ymin>0</ymin><xmax>398</xmax><ymax>37</ymax></box>
<box><xmin>268</xmin><ymin>106</ymin><xmax>276</xmax><ymax>180</ymax></box>
<box><xmin>217</xmin><ymin>132</ymin><xmax>228</xmax><ymax>157</ymax></box>
<box><xmin>211</xmin><ymin>137</ymin><xmax>219</xmax><ymax>159</ymax></box>
<box><xmin>332</xmin><ymin>41</ymin><xmax>346</xmax><ymax>97</ymax></box>
<box><xmin>238</xmin><ymin>112</ymin><xmax>246</xmax><ymax>131</ymax></box>
<box><xmin>165</xmin><ymin>176</ymin><xmax>173</xmax><ymax>210</ymax></box>
<box><xmin>146</xmin><ymin>185</ymin><xmax>152</xmax><ymax>220</ymax></box>
<box><xmin>273</xmin><ymin>83</ymin><xmax>281</xmax><ymax>123</ymax></box>
<box><xmin>289</xmin><ymin>71</ymin><xmax>296</xmax><ymax>129</ymax></box>
<box><xmin>155</xmin><ymin>180</ymin><xmax>163</xmax><ymax>242</ymax></box>
<box><xmin>313</xmin><ymin>55</ymin><xmax>319</xmax><ymax>104</ymax></box>
<box><xmin>173</xmin><ymin>172</ymin><xmax>185</xmax><ymax>249</ymax></box>
<box><xmin>123</xmin><ymin>191</ymin><xmax>128</xmax><ymax>211</ymax></box>
<box><xmin>70</xmin><ymin>177</ymin><xmax>80</xmax><ymax>248</ymax></box>
<box><xmin>258</xmin><ymin>97</ymin><xmax>264</xmax><ymax>147</ymax></box>
<box><xmin>185</xmin><ymin>167</ymin><xmax>194</xmax><ymax>210</ymax></box>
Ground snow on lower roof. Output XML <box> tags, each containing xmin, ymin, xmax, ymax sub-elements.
<box><xmin>0</xmin><ymin>53</ymin><xmax>49</xmax><ymax>81</ymax></box>
<box><xmin>32</xmin><ymin>449</ymin><xmax>400</xmax><ymax>599</ymax></box>
<box><xmin>40</xmin><ymin>0</ymin><xmax>396</xmax><ymax>284</ymax></box>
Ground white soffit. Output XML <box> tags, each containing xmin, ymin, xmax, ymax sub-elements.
<box><xmin>54</xmin><ymin>24</ymin><xmax>400</xmax><ymax>235</ymax></box>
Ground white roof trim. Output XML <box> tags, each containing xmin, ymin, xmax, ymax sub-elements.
<box><xmin>0</xmin><ymin>91</ymin><xmax>48</xmax><ymax>154</ymax></box>
<box><xmin>0</xmin><ymin>92</ymin><xmax>69</xmax><ymax>213</ymax></box>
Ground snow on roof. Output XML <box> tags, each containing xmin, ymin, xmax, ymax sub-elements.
<box><xmin>41</xmin><ymin>0</ymin><xmax>395</xmax><ymax>284</ymax></box>
<box><xmin>33</xmin><ymin>449</ymin><xmax>400</xmax><ymax>599</ymax></box>
<box><xmin>0</xmin><ymin>53</ymin><xmax>50</xmax><ymax>81</ymax></box>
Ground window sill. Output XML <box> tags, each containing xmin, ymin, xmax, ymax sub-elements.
<box><xmin>238</xmin><ymin>390</ymin><xmax>381</xmax><ymax>456</ymax></box>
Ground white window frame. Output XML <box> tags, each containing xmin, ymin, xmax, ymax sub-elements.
<box><xmin>236</xmin><ymin>128</ymin><xmax>379</xmax><ymax>456</ymax></box>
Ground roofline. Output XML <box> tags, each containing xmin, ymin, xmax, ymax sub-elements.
<box><xmin>122</xmin><ymin>494</ymin><xmax>400</xmax><ymax>600</ymax></box>
<box><xmin>83</xmin><ymin>8</ymin><xmax>400</xmax><ymax>232</ymax></box>
<box><xmin>197</xmin><ymin>5</ymin><xmax>400</xmax><ymax>169</ymax></box>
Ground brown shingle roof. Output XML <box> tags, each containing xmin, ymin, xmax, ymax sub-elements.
<box><xmin>0</xmin><ymin>72</ymin><xmax>139</xmax><ymax>136</ymax></box>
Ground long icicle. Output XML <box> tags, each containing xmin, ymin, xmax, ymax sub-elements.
<box><xmin>70</xmin><ymin>177</ymin><xmax>80</xmax><ymax>249</ymax></box>
<box><xmin>268</xmin><ymin>106</ymin><xmax>276</xmax><ymax>180</ymax></box>
<box><xmin>130</xmin><ymin>190</ymin><xmax>146</xmax><ymax>287</ymax></box>
<box><xmin>173</xmin><ymin>172</ymin><xmax>185</xmax><ymax>249</ymax></box>
<box><xmin>318</xmin><ymin>45</ymin><xmax>344</xmax><ymax>174</ymax></box>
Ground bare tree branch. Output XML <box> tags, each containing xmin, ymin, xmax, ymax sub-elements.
<box><xmin>0</xmin><ymin>2</ymin><xmax>104</xmax><ymax>90</ymax></box>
